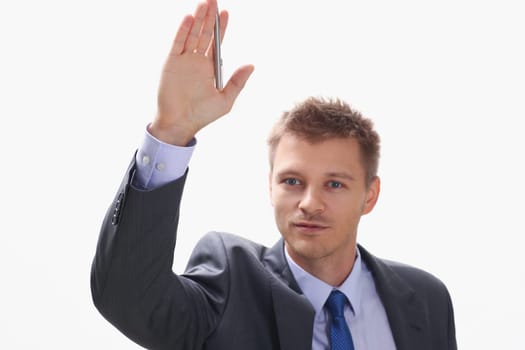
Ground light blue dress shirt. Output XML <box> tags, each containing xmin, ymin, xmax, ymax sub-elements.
<box><xmin>284</xmin><ymin>248</ymin><xmax>396</xmax><ymax>349</ymax></box>
<box><xmin>133</xmin><ymin>128</ymin><xmax>196</xmax><ymax>189</ymax></box>
<box><xmin>135</xmin><ymin>128</ymin><xmax>397</xmax><ymax>349</ymax></box>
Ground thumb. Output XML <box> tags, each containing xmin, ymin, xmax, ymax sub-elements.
<box><xmin>222</xmin><ymin>64</ymin><xmax>255</xmax><ymax>105</ymax></box>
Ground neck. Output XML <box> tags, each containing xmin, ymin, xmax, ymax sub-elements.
<box><xmin>286</xmin><ymin>244</ymin><xmax>357</xmax><ymax>287</ymax></box>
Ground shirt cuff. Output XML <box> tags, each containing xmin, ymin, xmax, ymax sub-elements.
<box><xmin>133</xmin><ymin>126</ymin><xmax>196</xmax><ymax>190</ymax></box>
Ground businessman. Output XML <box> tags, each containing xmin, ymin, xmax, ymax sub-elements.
<box><xmin>91</xmin><ymin>0</ymin><xmax>457</xmax><ymax>349</ymax></box>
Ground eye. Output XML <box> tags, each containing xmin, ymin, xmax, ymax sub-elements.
<box><xmin>283</xmin><ymin>178</ymin><xmax>301</xmax><ymax>186</ymax></box>
<box><xmin>327</xmin><ymin>181</ymin><xmax>343</xmax><ymax>189</ymax></box>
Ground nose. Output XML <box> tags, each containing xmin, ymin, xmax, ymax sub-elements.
<box><xmin>298</xmin><ymin>187</ymin><xmax>325</xmax><ymax>216</ymax></box>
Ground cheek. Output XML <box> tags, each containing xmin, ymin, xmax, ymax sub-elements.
<box><xmin>272</xmin><ymin>192</ymin><xmax>295</xmax><ymax>218</ymax></box>
<box><xmin>269</xmin><ymin>181</ymin><xmax>282</xmax><ymax>206</ymax></box>
<box><xmin>271</xmin><ymin>188</ymin><xmax>288</xmax><ymax>205</ymax></box>
<box><xmin>272</xmin><ymin>202</ymin><xmax>289</xmax><ymax>234</ymax></box>
<box><xmin>332</xmin><ymin>199</ymin><xmax>363</xmax><ymax>223</ymax></box>
<box><xmin>272</xmin><ymin>198</ymin><xmax>287</xmax><ymax>217</ymax></box>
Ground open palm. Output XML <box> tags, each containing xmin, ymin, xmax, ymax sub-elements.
<box><xmin>152</xmin><ymin>0</ymin><xmax>254</xmax><ymax>146</ymax></box>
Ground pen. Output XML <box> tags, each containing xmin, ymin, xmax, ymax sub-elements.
<box><xmin>213</xmin><ymin>9</ymin><xmax>223</xmax><ymax>90</ymax></box>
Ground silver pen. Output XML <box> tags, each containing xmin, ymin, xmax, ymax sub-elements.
<box><xmin>213</xmin><ymin>9</ymin><xmax>223</xmax><ymax>90</ymax></box>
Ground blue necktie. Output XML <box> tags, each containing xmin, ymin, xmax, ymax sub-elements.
<box><xmin>326</xmin><ymin>290</ymin><xmax>355</xmax><ymax>350</ymax></box>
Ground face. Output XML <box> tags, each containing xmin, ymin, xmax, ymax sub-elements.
<box><xmin>269</xmin><ymin>133</ymin><xmax>380</xmax><ymax>269</ymax></box>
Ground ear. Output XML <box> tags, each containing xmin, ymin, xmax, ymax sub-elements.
<box><xmin>362</xmin><ymin>176</ymin><xmax>380</xmax><ymax>215</ymax></box>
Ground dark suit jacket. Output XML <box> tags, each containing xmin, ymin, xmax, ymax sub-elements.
<box><xmin>91</xmin><ymin>162</ymin><xmax>457</xmax><ymax>350</ymax></box>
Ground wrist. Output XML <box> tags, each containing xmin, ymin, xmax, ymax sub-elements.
<box><xmin>148</xmin><ymin>120</ymin><xmax>196</xmax><ymax>147</ymax></box>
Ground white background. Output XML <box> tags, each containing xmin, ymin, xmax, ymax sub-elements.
<box><xmin>1</xmin><ymin>0</ymin><xmax>524</xmax><ymax>348</ymax></box>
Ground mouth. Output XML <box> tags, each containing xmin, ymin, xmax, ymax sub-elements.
<box><xmin>292</xmin><ymin>221</ymin><xmax>329</xmax><ymax>235</ymax></box>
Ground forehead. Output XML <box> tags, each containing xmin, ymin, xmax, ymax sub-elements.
<box><xmin>272</xmin><ymin>133</ymin><xmax>364</xmax><ymax>177</ymax></box>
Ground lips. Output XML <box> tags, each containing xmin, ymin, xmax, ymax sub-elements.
<box><xmin>296</xmin><ymin>223</ymin><xmax>322</xmax><ymax>229</ymax></box>
<box><xmin>293</xmin><ymin>221</ymin><xmax>328</xmax><ymax>230</ymax></box>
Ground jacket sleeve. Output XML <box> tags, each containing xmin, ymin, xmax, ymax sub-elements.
<box><xmin>90</xmin><ymin>160</ymin><xmax>229</xmax><ymax>350</ymax></box>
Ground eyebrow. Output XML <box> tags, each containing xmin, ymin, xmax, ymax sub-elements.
<box><xmin>274</xmin><ymin>170</ymin><xmax>302</xmax><ymax>178</ymax></box>
<box><xmin>274</xmin><ymin>169</ymin><xmax>355</xmax><ymax>181</ymax></box>
<box><xmin>325</xmin><ymin>172</ymin><xmax>355</xmax><ymax>181</ymax></box>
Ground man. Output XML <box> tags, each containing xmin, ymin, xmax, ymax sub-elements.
<box><xmin>91</xmin><ymin>0</ymin><xmax>457</xmax><ymax>349</ymax></box>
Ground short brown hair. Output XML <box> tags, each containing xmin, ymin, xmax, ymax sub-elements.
<box><xmin>267</xmin><ymin>97</ymin><xmax>380</xmax><ymax>186</ymax></box>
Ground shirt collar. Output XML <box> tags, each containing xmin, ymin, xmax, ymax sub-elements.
<box><xmin>284</xmin><ymin>246</ymin><xmax>364</xmax><ymax>317</ymax></box>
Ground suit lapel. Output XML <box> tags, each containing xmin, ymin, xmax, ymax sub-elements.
<box><xmin>264</xmin><ymin>239</ymin><xmax>315</xmax><ymax>350</ymax></box>
<box><xmin>359</xmin><ymin>245</ymin><xmax>431</xmax><ymax>350</ymax></box>
<box><xmin>263</xmin><ymin>241</ymin><xmax>431</xmax><ymax>349</ymax></box>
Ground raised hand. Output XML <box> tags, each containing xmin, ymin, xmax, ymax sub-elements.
<box><xmin>150</xmin><ymin>0</ymin><xmax>254</xmax><ymax>146</ymax></box>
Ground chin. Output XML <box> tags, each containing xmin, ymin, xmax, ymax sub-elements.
<box><xmin>286</xmin><ymin>239</ymin><xmax>331</xmax><ymax>261</ymax></box>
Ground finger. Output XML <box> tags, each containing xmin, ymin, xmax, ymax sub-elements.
<box><xmin>218</xmin><ymin>10</ymin><xmax>228</xmax><ymax>45</ymax></box>
<box><xmin>195</xmin><ymin>1</ymin><xmax>217</xmax><ymax>54</ymax></box>
<box><xmin>185</xmin><ymin>2</ymin><xmax>208</xmax><ymax>53</ymax></box>
<box><xmin>169</xmin><ymin>15</ymin><xmax>194</xmax><ymax>56</ymax></box>
<box><xmin>206</xmin><ymin>10</ymin><xmax>229</xmax><ymax>57</ymax></box>
<box><xmin>222</xmin><ymin>64</ymin><xmax>255</xmax><ymax>105</ymax></box>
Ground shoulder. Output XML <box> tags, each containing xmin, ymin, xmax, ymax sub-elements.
<box><xmin>195</xmin><ymin>231</ymin><xmax>267</xmax><ymax>253</ymax></box>
<box><xmin>189</xmin><ymin>232</ymin><xmax>270</xmax><ymax>265</ymax></box>
<box><xmin>184</xmin><ymin>232</ymin><xmax>283</xmax><ymax>295</ymax></box>
<box><xmin>360</xmin><ymin>246</ymin><xmax>457</xmax><ymax>347</ymax></box>
<box><xmin>359</xmin><ymin>245</ymin><xmax>451</xmax><ymax>298</ymax></box>
<box><xmin>383</xmin><ymin>258</ymin><xmax>449</xmax><ymax>294</ymax></box>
